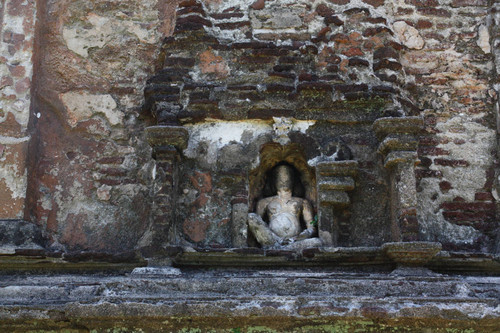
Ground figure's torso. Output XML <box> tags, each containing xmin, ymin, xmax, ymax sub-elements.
<box><xmin>267</xmin><ymin>197</ymin><xmax>302</xmax><ymax>238</ymax></box>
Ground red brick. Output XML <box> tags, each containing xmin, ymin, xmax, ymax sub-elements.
<box><xmin>0</xmin><ymin>76</ymin><xmax>13</xmax><ymax>89</ymax></box>
<box><xmin>210</xmin><ymin>12</ymin><xmax>244</xmax><ymax>19</ymax></box>
<box><xmin>419</xmin><ymin>137</ymin><xmax>440</xmax><ymax>146</ymax></box>
<box><xmin>405</xmin><ymin>0</ymin><xmax>438</xmax><ymax>7</ymax></box>
<box><xmin>451</xmin><ymin>0</ymin><xmax>488</xmax><ymax>7</ymax></box>
<box><xmin>475</xmin><ymin>192</ymin><xmax>494</xmax><ymax>201</ymax></box>
<box><xmin>418</xmin><ymin>147</ymin><xmax>450</xmax><ymax>156</ymax></box>
<box><xmin>415</xmin><ymin>170</ymin><xmax>443</xmax><ymax>178</ymax></box>
<box><xmin>7</xmin><ymin>0</ymin><xmax>31</xmax><ymax>17</ymax></box>
<box><xmin>373</xmin><ymin>59</ymin><xmax>402</xmax><ymax>71</ymax></box>
<box><xmin>362</xmin><ymin>0</ymin><xmax>384</xmax><ymax>7</ymax></box>
<box><xmin>14</xmin><ymin>77</ymin><xmax>30</xmax><ymax>94</ymax></box>
<box><xmin>439</xmin><ymin>181</ymin><xmax>452</xmax><ymax>192</ymax></box>
<box><xmin>325</xmin><ymin>15</ymin><xmax>344</xmax><ymax>26</ymax></box>
<box><xmin>178</xmin><ymin>0</ymin><xmax>200</xmax><ymax>7</ymax></box>
<box><xmin>298</xmin><ymin>73</ymin><xmax>319</xmax><ymax>81</ymax></box>
<box><xmin>363</xmin><ymin>26</ymin><xmax>393</xmax><ymax>37</ymax></box>
<box><xmin>442</xmin><ymin>211</ymin><xmax>495</xmax><ymax>223</ymax></box>
<box><xmin>348</xmin><ymin>57</ymin><xmax>369</xmax><ymax>67</ymax></box>
<box><xmin>417</xmin><ymin>7</ymin><xmax>452</xmax><ymax>17</ymax></box>
<box><xmin>440</xmin><ymin>202</ymin><xmax>495</xmax><ymax>211</ymax></box>
<box><xmin>239</xmin><ymin>56</ymin><xmax>275</xmax><ymax>64</ymax></box>
<box><xmin>434</xmin><ymin>158</ymin><xmax>469</xmax><ymax>167</ymax></box>
<box><xmin>8</xmin><ymin>65</ymin><xmax>26</xmax><ymax>77</ymax></box>
<box><xmin>397</xmin><ymin>7</ymin><xmax>414</xmax><ymax>15</ymax></box>
<box><xmin>2</xmin><ymin>31</ymin><xmax>25</xmax><ymax>44</ymax></box>
<box><xmin>328</xmin><ymin>0</ymin><xmax>350</xmax><ymax>4</ymax></box>
<box><xmin>419</xmin><ymin>157</ymin><xmax>432</xmax><ymax>168</ymax></box>
<box><xmin>316</xmin><ymin>4</ymin><xmax>336</xmax><ymax>17</ymax></box>
<box><xmin>373</xmin><ymin>47</ymin><xmax>399</xmax><ymax>60</ymax></box>
<box><xmin>416</xmin><ymin>20</ymin><xmax>433</xmax><ymax>29</ymax></box>
<box><xmin>250</xmin><ymin>0</ymin><xmax>265</xmax><ymax>10</ymax></box>
<box><xmin>342</xmin><ymin>47</ymin><xmax>363</xmax><ymax>57</ymax></box>
<box><xmin>330</xmin><ymin>33</ymin><xmax>350</xmax><ymax>43</ymax></box>
<box><xmin>216</xmin><ymin>21</ymin><xmax>251</xmax><ymax>30</ymax></box>
<box><xmin>177</xmin><ymin>6</ymin><xmax>206</xmax><ymax>16</ymax></box>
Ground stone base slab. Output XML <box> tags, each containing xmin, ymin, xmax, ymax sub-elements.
<box><xmin>0</xmin><ymin>270</ymin><xmax>499</xmax><ymax>331</ymax></box>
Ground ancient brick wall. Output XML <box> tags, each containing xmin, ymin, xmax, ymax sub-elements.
<box><xmin>0</xmin><ymin>0</ymin><xmax>498</xmax><ymax>253</ymax></box>
<box><xmin>397</xmin><ymin>0</ymin><xmax>497</xmax><ymax>251</ymax></box>
<box><xmin>23</xmin><ymin>0</ymin><xmax>180</xmax><ymax>252</ymax></box>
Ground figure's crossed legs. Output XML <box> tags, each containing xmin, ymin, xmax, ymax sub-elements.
<box><xmin>248</xmin><ymin>213</ymin><xmax>323</xmax><ymax>250</ymax></box>
<box><xmin>247</xmin><ymin>213</ymin><xmax>282</xmax><ymax>248</ymax></box>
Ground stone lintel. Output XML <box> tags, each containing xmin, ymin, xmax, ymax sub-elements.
<box><xmin>318</xmin><ymin>177</ymin><xmax>355</xmax><ymax>191</ymax></box>
<box><xmin>373</xmin><ymin>116</ymin><xmax>424</xmax><ymax>141</ymax></box>
<box><xmin>145</xmin><ymin>125</ymin><xmax>189</xmax><ymax>151</ymax></box>
<box><xmin>384</xmin><ymin>151</ymin><xmax>418</xmax><ymax>169</ymax></box>
<box><xmin>316</xmin><ymin>160</ymin><xmax>359</xmax><ymax>177</ymax></box>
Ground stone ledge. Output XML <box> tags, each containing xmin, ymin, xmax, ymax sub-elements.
<box><xmin>1</xmin><ymin>246</ymin><xmax>499</xmax><ymax>275</ymax></box>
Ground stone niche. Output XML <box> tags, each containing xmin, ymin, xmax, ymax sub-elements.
<box><xmin>143</xmin><ymin>0</ymin><xmax>426</xmax><ymax>253</ymax></box>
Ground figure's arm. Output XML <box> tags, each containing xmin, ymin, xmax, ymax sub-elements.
<box><xmin>302</xmin><ymin>199</ymin><xmax>315</xmax><ymax>230</ymax></box>
<box><xmin>293</xmin><ymin>199</ymin><xmax>316</xmax><ymax>241</ymax></box>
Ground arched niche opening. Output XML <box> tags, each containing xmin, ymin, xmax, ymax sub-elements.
<box><xmin>249</xmin><ymin>143</ymin><xmax>317</xmax><ymax>215</ymax></box>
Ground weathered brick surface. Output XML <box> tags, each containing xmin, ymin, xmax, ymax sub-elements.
<box><xmin>23</xmin><ymin>0</ymin><xmax>181</xmax><ymax>251</ymax></box>
<box><xmin>0</xmin><ymin>0</ymin><xmax>496</xmax><ymax>253</ymax></box>
<box><xmin>0</xmin><ymin>0</ymin><xmax>36</xmax><ymax>219</ymax></box>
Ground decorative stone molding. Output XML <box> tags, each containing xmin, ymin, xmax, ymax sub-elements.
<box><xmin>316</xmin><ymin>160</ymin><xmax>358</xmax><ymax>246</ymax></box>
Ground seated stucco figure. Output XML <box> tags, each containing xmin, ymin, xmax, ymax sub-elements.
<box><xmin>248</xmin><ymin>165</ymin><xmax>322</xmax><ymax>249</ymax></box>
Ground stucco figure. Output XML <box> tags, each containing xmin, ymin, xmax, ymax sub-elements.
<box><xmin>248</xmin><ymin>165</ymin><xmax>322</xmax><ymax>249</ymax></box>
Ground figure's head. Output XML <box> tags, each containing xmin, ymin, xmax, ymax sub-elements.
<box><xmin>274</xmin><ymin>165</ymin><xmax>294</xmax><ymax>192</ymax></box>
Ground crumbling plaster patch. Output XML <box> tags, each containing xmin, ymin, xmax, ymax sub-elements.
<box><xmin>63</xmin><ymin>13</ymin><xmax>158</xmax><ymax>58</ymax></box>
<box><xmin>60</xmin><ymin>91</ymin><xmax>122</xmax><ymax>127</ymax></box>
<box><xmin>184</xmin><ymin>120</ymin><xmax>315</xmax><ymax>168</ymax></box>
<box><xmin>0</xmin><ymin>137</ymin><xmax>29</xmax><ymax>200</ymax></box>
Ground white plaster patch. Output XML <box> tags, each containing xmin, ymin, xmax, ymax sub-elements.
<box><xmin>63</xmin><ymin>14</ymin><xmax>113</xmax><ymax>58</ymax></box>
<box><xmin>0</xmin><ymin>136</ymin><xmax>30</xmax><ymax>145</ymax></box>
<box><xmin>60</xmin><ymin>91</ymin><xmax>122</xmax><ymax>127</ymax></box>
<box><xmin>435</xmin><ymin>117</ymin><xmax>495</xmax><ymax>201</ymax></box>
<box><xmin>393</xmin><ymin>21</ymin><xmax>424</xmax><ymax>50</ymax></box>
<box><xmin>477</xmin><ymin>25</ymin><xmax>491</xmax><ymax>54</ymax></box>
<box><xmin>418</xmin><ymin>117</ymin><xmax>495</xmax><ymax>245</ymax></box>
<box><xmin>184</xmin><ymin>121</ymin><xmax>272</xmax><ymax>157</ymax></box>
<box><xmin>63</xmin><ymin>14</ymin><xmax>157</xmax><ymax>58</ymax></box>
<box><xmin>0</xmin><ymin>165</ymin><xmax>27</xmax><ymax>200</ymax></box>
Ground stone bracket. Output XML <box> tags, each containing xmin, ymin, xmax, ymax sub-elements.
<box><xmin>145</xmin><ymin>125</ymin><xmax>189</xmax><ymax>154</ymax></box>
<box><xmin>316</xmin><ymin>160</ymin><xmax>358</xmax><ymax>246</ymax></box>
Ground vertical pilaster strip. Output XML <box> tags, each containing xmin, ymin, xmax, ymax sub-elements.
<box><xmin>146</xmin><ymin>126</ymin><xmax>189</xmax><ymax>249</ymax></box>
